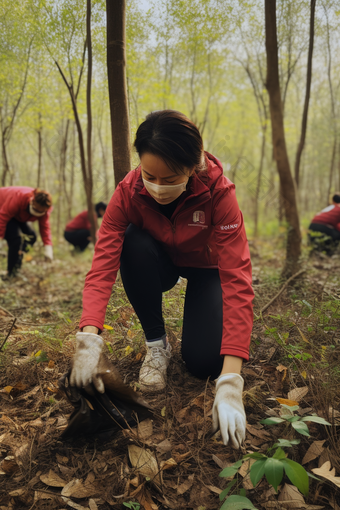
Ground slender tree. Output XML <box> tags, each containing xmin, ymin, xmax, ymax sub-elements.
<box><xmin>294</xmin><ymin>0</ymin><xmax>316</xmax><ymax>187</ymax></box>
<box><xmin>106</xmin><ymin>0</ymin><xmax>131</xmax><ymax>187</ymax></box>
<box><xmin>265</xmin><ymin>0</ymin><xmax>301</xmax><ymax>276</ymax></box>
<box><xmin>323</xmin><ymin>1</ymin><xmax>337</xmax><ymax>202</ymax></box>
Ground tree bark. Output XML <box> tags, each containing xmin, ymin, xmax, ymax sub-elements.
<box><xmin>86</xmin><ymin>0</ymin><xmax>96</xmax><ymax>244</ymax></box>
<box><xmin>265</xmin><ymin>0</ymin><xmax>301</xmax><ymax>276</ymax></box>
<box><xmin>254</xmin><ymin>125</ymin><xmax>267</xmax><ymax>237</ymax></box>
<box><xmin>106</xmin><ymin>0</ymin><xmax>131</xmax><ymax>187</ymax></box>
<box><xmin>327</xmin><ymin>137</ymin><xmax>337</xmax><ymax>201</ymax></box>
<box><xmin>37</xmin><ymin>112</ymin><xmax>43</xmax><ymax>188</ymax></box>
<box><xmin>324</xmin><ymin>2</ymin><xmax>337</xmax><ymax>203</ymax></box>
<box><xmin>1</xmin><ymin>128</ymin><xmax>10</xmax><ymax>187</ymax></box>
<box><xmin>294</xmin><ymin>0</ymin><xmax>316</xmax><ymax>187</ymax></box>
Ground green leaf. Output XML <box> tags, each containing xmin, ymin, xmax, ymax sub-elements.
<box><xmin>281</xmin><ymin>459</ymin><xmax>309</xmax><ymax>497</ymax></box>
<box><xmin>307</xmin><ymin>472</ymin><xmax>322</xmax><ymax>481</ymax></box>
<box><xmin>260</xmin><ymin>417</ymin><xmax>284</xmax><ymax>426</ymax></box>
<box><xmin>219</xmin><ymin>479</ymin><xmax>237</xmax><ymax>501</ymax></box>
<box><xmin>219</xmin><ymin>466</ymin><xmax>239</xmax><ymax>478</ymax></box>
<box><xmin>264</xmin><ymin>458</ymin><xmax>284</xmax><ymax>492</ymax></box>
<box><xmin>272</xmin><ymin>447</ymin><xmax>286</xmax><ymax>460</ymax></box>
<box><xmin>291</xmin><ymin>421</ymin><xmax>310</xmax><ymax>437</ymax></box>
<box><xmin>220</xmin><ymin>495</ymin><xmax>258</xmax><ymax>510</ymax></box>
<box><xmin>280</xmin><ymin>404</ymin><xmax>300</xmax><ymax>412</ymax></box>
<box><xmin>250</xmin><ymin>459</ymin><xmax>266</xmax><ymax>486</ymax></box>
<box><xmin>271</xmin><ymin>439</ymin><xmax>300</xmax><ymax>449</ymax></box>
<box><xmin>283</xmin><ymin>415</ymin><xmax>300</xmax><ymax>423</ymax></box>
<box><xmin>300</xmin><ymin>416</ymin><xmax>331</xmax><ymax>426</ymax></box>
<box><xmin>243</xmin><ymin>453</ymin><xmax>267</xmax><ymax>460</ymax></box>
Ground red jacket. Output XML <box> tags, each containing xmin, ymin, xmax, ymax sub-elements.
<box><xmin>65</xmin><ymin>210</ymin><xmax>91</xmax><ymax>232</ymax></box>
<box><xmin>80</xmin><ymin>153</ymin><xmax>254</xmax><ymax>360</ymax></box>
<box><xmin>0</xmin><ymin>187</ymin><xmax>52</xmax><ymax>245</ymax></box>
<box><xmin>311</xmin><ymin>205</ymin><xmax>340</xmax><ymax>231</ymax></box>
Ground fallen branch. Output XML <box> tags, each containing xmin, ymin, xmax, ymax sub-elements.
<box><xmin>0</xmin><ymin>304</ymin><xmax>14</xmax><ymax>317</ymax></box>
<box><xmin>0</xmin><ymin>317</ymin><xmax>17</xmax><ymax>351</ymax></box>
<box><xmin>260</xmin><ymin>269</ymin><xmax>306</xmax><ymax>314</ymax></box>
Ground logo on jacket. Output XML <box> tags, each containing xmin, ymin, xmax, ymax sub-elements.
<box><xmin>193</xmin><ymin>211</ymin><xmax>205</xmax><ymax>224</ymax></box>
<box><xmin>220</xmin><ymin>223</ymin><xmax>238</xmax><ymax>230</ymax></box>
<box><xmin>188</xmin><ymin>210</ymin><xmax>208</xmax><ymax>228</ymax></box>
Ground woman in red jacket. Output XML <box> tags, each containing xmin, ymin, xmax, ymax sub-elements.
<box><xmin>0</xmin><ymin>187</ymin><xmax>53</xmax><ymax>278</ymax></box>
<box><xmin>70</xmin><ymin>110</ymin><xmax>254</xmax><ymax>449</ymax></box>
<box><xmin>64</xmin><ymin>202</ymin><xmax>107</xmax><ymax>252</ymax></box>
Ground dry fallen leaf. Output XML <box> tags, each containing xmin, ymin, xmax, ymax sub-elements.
<box><xmin>136</xmin><ymin>486</ymin><xmax>158</xmax><ymax>510</ymax></box>
<box><xmin>156</xmin><ymin>438</ymin><xmax>172</xmax><ymax>453</ymax></box>
<box><xmin>34</xmin><ymin>491</ymin><xmax>54</xmax><ymax>502</ymax></box>
<box><xmin>278</xmin><ymin>484</ymin><xmax>305</xmax><ymax>508</ymax></box>
<box><xmin>15</xmin><ymin>442</ymin><xmax>30</xmax><ymax>465</ymax></box>
<box><xmin>160</xmin><ymin>458</ymin><xmax>177</xmax><ymax>470</ymax></box>
<box><xmin>58</xmin><ymin>464</ymin><xmax>77</xmax><ymax>477</ymax></box>
<box><xmin>40</xmin><ymin>469</ymin><xmax>67</xmax><ymax>487</ymax></box>
<box><xmin>276</xmin><ymin>397</ymin><xmax>299</xmax><ymax>407</ymax></box>
<box><xmin>246</xmin><ymin>424</ymin><xmax>271</xmax><ymax>440</ymax></box>
<box><xmin>62</xmin><ymin>497</ymin><xmax>89</xmax><ymax>510</ymax></box>
<box><xmin>302</xmin><ymin>440</ymin><xmax>325</xmax><ymax>465</ymax></box>
<box><xmin>89</xmin><ymin>499</ymin><xmax>98</xmax><ymax>510</ymax></box>
<box><xmin>128</xmin><ymin>445</ymin><xmax>162</xmax><ymax>485</ymax></box>
<box><xmin>177</xmin><ymin>475</ymin><xmax>194</xmax><ymax>495</ymax></box>
<box><xmin>207</xmin><ymin>485</ymin><xmax>222</xmax><ymax>495</ymax></box>
<box><xmin>295</xmin><ymin>326</ymin><xmax>310</xmax><ymax>344</ymax></box>
<box><xmin>312</xmin><ymin>461</ymin><xmax>340</xmax><ymax>488</ymax></box>
<box><xmin>137</xmin><ymin>418</ymin><xmax>153</xmax><ymax>440</ymax></box>
<box><xmin>8</xmin><ymin>488</ymin><xmax>26</xmax><ymax>497</ymax></box>
<box><xmin>288</xmin><ymin>386</ymin><xmax>309</xmax><ymax>402</ymax></box>
<box><xmin>61</xmin><ymin>478</ymin><xmax>98</xmax><ymax>498</ymax></box>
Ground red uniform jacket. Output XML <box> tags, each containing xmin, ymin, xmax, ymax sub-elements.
<box><xmin>0</xmin><ymin>187</ymin><xmax>52</xmax><ymax>245</ymax></box>
<box><xmin>80</xmin><ymin>153</ymin><xmax>254</xmax><ymax>360</ymax></box>
<box><xmin>311</xmin><ymin>205</ymin><xmax>340</xmax><ymax>231</ymax></box>
<box><xmin>65</xmin><ymin>211</ymin><xmax>91</xmax><ymax>232</ymax></box>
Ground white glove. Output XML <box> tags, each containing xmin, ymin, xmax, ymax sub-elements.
<box><xmin>212</xmin><ymin>373</ymin><xmax>246</xmax><ymax>449</ymax></box>
<box><xmin>44</xmin><ymin>244</ymin><xmax>53</xmax><ymax>261</ymax></box>
<box><xmin>70</xmin><ymin>332</ymin><xmax>105</xmax><ymax>393</ymax></box>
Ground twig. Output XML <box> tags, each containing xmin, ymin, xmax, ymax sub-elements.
<box><xmin>260</xmin><ymin>269</ymin><xmax>306</xmax><ymax>314</ymax></box>
<box><xmin>0</xmin><ymin>317</ymin><xmax>17</xmax><ymax>351</ymax></box>
<box><xmin>0</xmin><ymin>304</ymin><xmax>14</xmax><ymax>317</ymax></box>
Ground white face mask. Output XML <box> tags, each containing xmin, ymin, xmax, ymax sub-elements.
<box><xmin>29</xmin><ymin>202</ymin><xmax>46</xmax><ymax>217</ymax></box>
<box><xmin>142</xmin><ymin>178</ymin><xmax>188</xmax><ymax>204</ymax></box>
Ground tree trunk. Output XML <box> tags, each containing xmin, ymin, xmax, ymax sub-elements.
<box><xmin>1</xmin><ymin>130</ymin><xmax>10</xmax><ymax>187</ymax></box>
<box><xmin>294</xmin><ymin>0</ymin><xmax>316</xmax><ymax>187</ymax></box>
<box><xmin>106</xmin><ymin>0</ymin><xmax>131</xmax><ymax>187</ymax></box>
<box><xmin>37</xmin><ymin>113</ymin><xmax>43</xmax><ymax>188</ymax></box>
<box><xmin>265</xmin><ymin>0</ymin><xmax>301</xmax><ymax>276</ymax></box>
<box><xmin>86</xmin><ymin>0</ymin><xmax>96</xmax><ymax>244</ymax></box>
<box><xmin>254</xmin><ymin>125</ymin><xmax>267</xmax><ymax>237</ymax></box>
<box><xmin>327</xmin><ymin>136</ymin><xmax>337</xmax><ymax>201</ymax></box>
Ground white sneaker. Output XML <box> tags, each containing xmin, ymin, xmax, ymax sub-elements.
<box><xmin>139</xmin><ymin>339</ymin><xmax>172</xmax><ymax>392</ymax></box>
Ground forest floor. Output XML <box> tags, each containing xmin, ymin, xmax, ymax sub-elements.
<box><xmin>0</xmin><ymin>239</ymin><xmax>340</xmax><ymax>510</ymax></box>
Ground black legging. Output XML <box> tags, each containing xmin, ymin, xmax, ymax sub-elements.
<box><xmin>120</xmin><ymin>224</ymin><xmax>224</xmax><ymax>379</ymax></box>
<box><xmin>64</xmin><ymin>229</ymin><xmax>91</xmax><ymax>252</ymax></box>
<box><xmin>309</xmin><ymin>223</ymin><xmax>340</xmax><ymax>241</ymax></box>
<box><xmin>4</xmin><ymin>219</ymin><xmax>37</xmax><ymax>274</ymax></box>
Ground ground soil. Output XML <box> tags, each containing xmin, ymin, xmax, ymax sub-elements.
<box><xmin>0</xmin><ymin>242</ymin><xmax>339</xmax><ymax>510</ymax></box>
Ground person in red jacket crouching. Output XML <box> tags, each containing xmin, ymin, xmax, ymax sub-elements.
<box><xmin>309</xmin><ymin>193</ymin><xmax>340</xmax><ymax>250</ymax></box>
<box><xmin>70</xmin><ymin>110</ymin><xmax>254</xmax><ymax>449</ymax></box>
<box><xmin>64</xmin><ymin>202</ymin><xmax>107</xmax><ymax>253</ymax></box>
<box><xmin>0</xmin><ymin>187</ymin><xmax>53</xmax><ymax>278</ymax></box>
